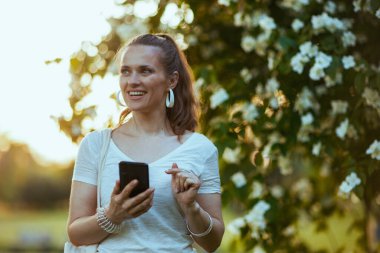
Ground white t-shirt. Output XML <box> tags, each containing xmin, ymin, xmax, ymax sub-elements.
<box><xmin>72</xmin><ymin>129</ymin><xmax>221</xmax><ymax>253</ymax></box>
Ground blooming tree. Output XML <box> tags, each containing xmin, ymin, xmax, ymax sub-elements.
<box><xmin>57</xmin><ymin>0</ymin><xmax>380</xmax><ymax>252</ymax></box>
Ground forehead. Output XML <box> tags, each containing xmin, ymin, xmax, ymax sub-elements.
<box><xmin>121</xmin><ymin>45</ymin><xmax>164</xmax><ymax>68</ymax></box>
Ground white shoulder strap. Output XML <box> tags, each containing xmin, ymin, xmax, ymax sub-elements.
<box><xmin>96</xmin><ymin>128</ymin><xmax>112</xmax><ymax>208</ymax></box>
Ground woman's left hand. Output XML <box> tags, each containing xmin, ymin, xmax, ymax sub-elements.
<box><xmin>165</xmin><ymin>163</ymin><xmax>201</xmax><ymax>210</ymax></box>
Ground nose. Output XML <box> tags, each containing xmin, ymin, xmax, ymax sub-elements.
<box><xmin>127</xmin><ymin>72</ymin><xmax>141</xmax><ymax>85</ymax></box>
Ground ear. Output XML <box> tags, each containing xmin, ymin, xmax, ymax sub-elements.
<box><xmin>168</xmin><ymin>71</ymin><xmax>179</xmax><ymax>90</ymax></box>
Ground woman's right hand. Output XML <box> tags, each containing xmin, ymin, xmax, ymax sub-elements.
<box><xmin>106</xmin><ymin>180</ymin><xmax>154</xmax><ymax>224</ymax></box>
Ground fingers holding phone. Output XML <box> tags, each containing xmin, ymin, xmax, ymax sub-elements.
<box><xmin>107</xmin><ymin>179</ymin><xmax>154</xmax><ymax>224</ymax></box>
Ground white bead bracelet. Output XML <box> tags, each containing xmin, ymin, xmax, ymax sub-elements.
<box><xmin>96</xmin><ymin>207</ymin><xmax>121</xmax><ymax>234</ymax></box>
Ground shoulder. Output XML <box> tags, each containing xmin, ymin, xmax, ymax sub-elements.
<box><xmin>189</xmin><ymin>132</ymin><xmax>218</xmax><ymax>154</ymax></box>
<box><xmin>80</xmin><ymin>128</ymin><xmax>111</xmax><ymax>149</ymax></box>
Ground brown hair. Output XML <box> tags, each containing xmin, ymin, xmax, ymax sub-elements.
<box><xmin>116</xmin><ymin>33</ymin><xmax>199</xmax><ymax>136</ymax></box>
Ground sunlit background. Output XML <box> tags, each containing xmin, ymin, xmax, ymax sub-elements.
<box><xmin>0</xmin><ymin>0</ymin><xmax>164</xmax><ymax>164</ymax></box>
<box><xmin>0</xmin><ymin>1</ymin><xmax>132</xmax><ymax>165</ymax></box>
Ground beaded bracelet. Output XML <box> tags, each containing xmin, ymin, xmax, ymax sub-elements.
<box><xmin>186</xmin><ymin>211</ymin><xmax>213</xmax><ymax>237</ymax></box>
<box><xmin>96</xmin><ymin>207</ymin><xmax>121</xmax><ymax>234</ymax></box>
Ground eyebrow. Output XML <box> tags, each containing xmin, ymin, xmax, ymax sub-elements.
<box><xmin>120</xmin><ymin>64</ymin><xmax>154</xmax><ymax>68</ymax></box>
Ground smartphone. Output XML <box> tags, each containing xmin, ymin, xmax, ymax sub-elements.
<box><xmin>119</xmin><ymin>161</ymin><xmax>149</xmax><ymax>197</ymax></box>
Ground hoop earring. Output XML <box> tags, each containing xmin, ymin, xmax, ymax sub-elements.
<box><xmin>116</xmin><ymin>90</ymin><xmax>126</xmax><ymax>107</ymax></box>
<box><xmin>166</xmin><ymin>89</ymin><xmax>175</xmax><ymax>108</ymax></box>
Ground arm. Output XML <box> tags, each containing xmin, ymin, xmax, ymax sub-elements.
<box><xmin>166</xmin><ymin>164</ymin><xmax>224</xmax><ymax>252</ymax></box>
<box><xmin>184</xmin><ymin>194</ymin><xmax>224</xmax><ymax>253</ymax></box>
<box><xmin>67</xmin><ymin>181</ymin><xmax>109</xmax><ymax>246</ymax></box>
<box><xmin>67</xmin><ymin>180</ymin><xmax>154</xmax><ymax>246</ymax></box>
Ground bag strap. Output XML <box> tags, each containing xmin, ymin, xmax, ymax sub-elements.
<box><xmin>96</xmin><ymin>128</ymin><xmax>112</xmax><ymax>208</ymax></box>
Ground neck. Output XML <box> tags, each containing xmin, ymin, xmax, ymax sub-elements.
<box><xmin>127</xmin><ymin>110</ymin><xmax>173</xmax><ymax>137</ymax></box>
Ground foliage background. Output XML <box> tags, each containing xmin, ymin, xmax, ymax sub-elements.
<box><xmin>1</xmin><ymin>0</ymin><xmax>380</xmax><ymax>252</ymax></box>
<box><xmin>55</xmin><ymin>0</ymin><xmax>380</xmax><ymax>252</ymax></box>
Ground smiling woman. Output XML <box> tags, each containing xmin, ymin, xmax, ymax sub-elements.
<box><xmin>66</xmin><ymin>33</ymin><xmax>225</xmax><ymax>253</ymax></box>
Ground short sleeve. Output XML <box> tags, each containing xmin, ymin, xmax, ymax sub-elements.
<box><xmin>198</xmin><ymin>147</ymin><xmax>221</xmax><ymax>194</ymax></box>
<box><xmin>72</xmin><ymin>131</ymin><xmax>101</xmax><ymax>185</ymax></box>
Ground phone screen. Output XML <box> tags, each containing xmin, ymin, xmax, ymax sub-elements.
<box><xmin>119</xmin><ymin>161</ymin><xmax>149</xmax><ymax>197</ymax></box>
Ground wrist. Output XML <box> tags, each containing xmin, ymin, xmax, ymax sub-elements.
<box><xmin>105</xmin><ymin>207</ymin><xmax>122</xmax><ymax>225</ymax></box>
<box><xmin>182</xmin><ymin>201</ymin><xmax>200</xmax><ymax>216</ymax></box>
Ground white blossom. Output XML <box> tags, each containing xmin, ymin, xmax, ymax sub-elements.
<box><xmin>265</xmin><ymin>77</ymin><xmax>279</xmax><ymax>93</ymax></box>
<box><xmin>331</xmin><ymin>100</ymin><xmax>348</xmax><ymax>115</ymax></box>
<box><xmin>290</xmin><ymin>52</ymin><xmax>309</xmax><ymax>74</ymax></box>
<box><xmin>278</xmin><ymin>155</ymin><xmax>293</xmax><ymax>175</ymax></box>
<box><xmin>336</xmin><ymin>118</ymin><xmax>349</xmax><ymax>139</ymax></box>
<box><xmin>241</xmin><ymin>35</ymin><xmax>256</xmax><ymax>52</ymax></box>
<box><xmin>294</xmin><ymin>87</ymin><xmax>314</xmax><ymax>113</ymax></box>
<box><xmin>240</xmin><ymin>68</ymin><xmax>253</xmax><ymax>83</ymax></box>
<box><xmin>231</xmin><ymin>172</ymin><xmax>247</xmax><ymax>188</ymax></box>
<box><xmin>300</xmin><ymin>41</ymin><xmax>319</xmax><ymax>58</ymax></box>
<box><xmin>362</xmin><ymin>88</ymin><xmax>380</xmax><ymax>109</ymax></box>
<box><xmin>312</xmin><ymin>142</ymin><xmax>322</xmax><ymax>156</ymax></box>
<box><xmin>324</xmin><ymin>1</ymin><xmax>336</xmax><ymax>14</ymax></box>
<box><xmin>223</xmin><ymin>147</ymin><xmax>241</xmax><ymax>164</ymax></box>
<box><xmin>376</xmin><ymin>8</ymin><xmax>380</xmax><ymax>19</ymax></box>
<box><xmin>218</xmin><ymin>0</ymin><xmax>230</xmax><ymax>6</ymax></box>
<box><xmin>339</xmin><ymin>172</ymin><xmax>361</xmax><ymax>195</ymax></box>
<box><xmin>245</xmin><ymin>200</ymin><xmax>270</xmax><ymax>231</ymax></box>
<box><xmin>234</xmin><ymin>12</ymin><xmax>244</xmax><ymax>26</ymax></box>
<box><xmin>353</xmin><ymin>0</ymin><xmax>361</xmax><ymax>12</ymax></box>
<box><xmin>268</xmin><ymin>54</ymin><xmax>274</xmax><ymax>70</ymax></box>
<box><xmin>315</xmin><ymin>52</ymin><xmax>333</xmax><ymax>69</ymax></box>
<box><xmin>342</xmin><ymin>55</ymin><xmax>356</xmax><ymax>69</ymax></box>
<box><xmin>324</xmin><ymin>75</ymin><xmax>336</xmax><ymax>87</ymax></box>
<box><xmin>253</xmin><ymin>245</ymin><xmax>266</xmax><ymax>253</ymax></box>
<box><xmin>270</xmin><ymin>185</ymin><xmax>284</xmax><ymax>198</ymax></box>
<box><xmin>254</xmin><ymin>31</ymin><xmax>271</xmax><ymax>56</ymax></box>
<box><xmin>366</xmin><ymin>140</ymin><xmax>380</xmax><ymax>160</ymax></box>
<box><xmin>281</xmin><ymin>0</ymin><xmax>309</xmax><ymax>11</ymax></box>
<box><xmin>243</xmin><ymin>104</ymin><xmax>259</xmax><ymax>122</ymax></box>
<box><xmin>210</xmin><ymin>88</ymin><xmax>229</xmax><ymax>109</ymax></box>
<box><xmin>262</xmin><ymin>145</ymin><xmax>271</xmax><ymax>160</ymax></box>
<box><xmin>301</xmin><ymin>113</ymin><xmax>314</xmax><ymax>125</ymax></box>
<box><xmin>249</xmin><ymin>181</ymin><xmax>264</xmax><ymax>199</ymax></box>
<box><xmin>309</xmin><ymin>63</ymin><xmax>326</xmax><ymax>80</ymax></box>
<box><xmin>311</xmin><ymin>12</ymin><xmax>346</xmax><ymax>33</ymax></box>
<box><xmin>227</xmin><ymin>217</ymin><xmax>246</xmax><ymax>235</ymax></box>
<box><xmin>342</xmin><ymin>31</ymin><xmax>356</xmax><ymax>48</ymax></box>
<box><xmin>258</xmin><ymin>15</ymin><xmax>277</xmax><ymax>31</ymax></box>
<box><xmin>292</xmin><ymin>19</ymin><xmax>304</xmax><ymax>32</ymax></box>
<box><xmin>269</xmin><ymin>97</ymin><xmax>279</xmax><ymax>109</ymax></box>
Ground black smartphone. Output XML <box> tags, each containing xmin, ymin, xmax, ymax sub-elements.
<box><xmin>119</xmin><ymin>161</ymin><xmax>149</xmax><ymax>197</ymax></box>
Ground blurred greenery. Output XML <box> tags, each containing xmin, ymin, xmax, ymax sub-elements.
<box><xmin>56</xmin><ymin>0</ymin><xmax>380</xmax><ymax>252</ymax></box>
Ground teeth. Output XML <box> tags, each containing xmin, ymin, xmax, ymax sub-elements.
<box><xmin>129</xmin><ymin>91</ymin><xmax>145</xmax><ymax>96</ymax></box>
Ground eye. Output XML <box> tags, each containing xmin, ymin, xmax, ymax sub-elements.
<box><xmin>141</xmin><ymin>68</ymin><xmax>153</xmax><ymax>74</ymax></box>
<box><xmin>120</xmin><ymin>67</ymin><xmax>130</xmax><ymax>75</ymax></box>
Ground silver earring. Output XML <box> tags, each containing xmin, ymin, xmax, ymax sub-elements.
<box><xmin>166</xmin><ymin>89</ymin><xmax>175</xmax><ymax>108</ymax></box>
<box><xmin>116</xmin><ymin>90</ymin><xmax>126</xmax><ymax>106</ymax></box>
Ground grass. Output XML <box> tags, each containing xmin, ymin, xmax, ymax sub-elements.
<box><xmin>0</xmin><ymin>208</ymin><xmax>68</xmax><ymax>249</ymax></box>
<box><xmin>0</xmin><ymin>206</ymin><xmax>363</xmax><ymax>252</ymax></box>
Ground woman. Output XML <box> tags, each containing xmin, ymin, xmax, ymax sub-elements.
<box><xmin>67</xmin><ymin>33</ymin><xmax>224</xmax><ymax>252</ymax></box>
